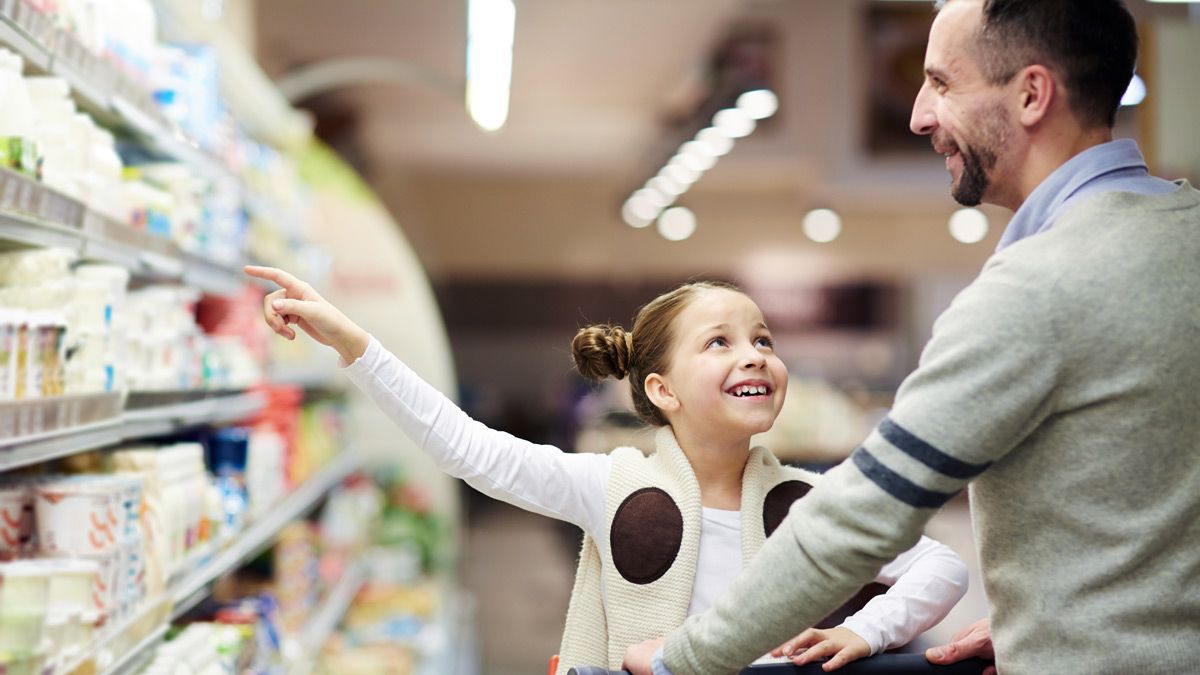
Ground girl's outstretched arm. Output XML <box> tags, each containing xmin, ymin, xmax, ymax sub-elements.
<box><xmin>246</xmin><ymin>266</ymin><xmax>608</xmax><ymax>534</ymax></box>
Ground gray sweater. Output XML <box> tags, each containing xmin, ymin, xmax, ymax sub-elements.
<box><xmin>663</xmin><ymin>184</ymin><xmax>1200</xmax><ymax>674</ymax></box>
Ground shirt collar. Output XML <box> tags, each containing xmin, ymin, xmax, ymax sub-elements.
<box><xmin>997</xmin><ymin>139</ymin><xmax>1150</xmax><ymax>250</ymax></box>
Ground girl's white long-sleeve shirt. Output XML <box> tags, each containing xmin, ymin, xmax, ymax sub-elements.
<box><xmin>343</xmin><ymin>337</ymin><xmax>968</xmax><ymax>655</ymax></box>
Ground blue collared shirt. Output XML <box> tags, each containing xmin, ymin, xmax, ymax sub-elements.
<box><xmin>996</xmin><ymin>138</ymin><xmax>1177</xmax><ymax>250</ymax></box>
<box><xmin>649</xmin><ymin>139</ymin><xmax>1175</xmax><ymax>675</ymax></box>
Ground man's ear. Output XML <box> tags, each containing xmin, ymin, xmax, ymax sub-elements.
<box><xmin>644</xmin><ymin>373</ymin><xmax>679</xmax><ymax>415</ymax></box>
<box><xmin>1015</xmin><ymin>64</ymin><xmax>1056</xmax><ymax>128</ymax></box>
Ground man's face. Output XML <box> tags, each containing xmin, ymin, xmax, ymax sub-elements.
<box><xmin>910</xmin><ymin>1</ymin><xmax>1016</xmax><ymax>208</ymax></box>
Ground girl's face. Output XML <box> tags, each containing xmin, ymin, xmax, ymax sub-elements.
<box><xmin>652</xmin><ymin>289</ymin><xmax>787</xmax><ymax>442</ymax></box>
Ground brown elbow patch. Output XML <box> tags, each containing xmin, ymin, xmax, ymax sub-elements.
<box><xmin>763</xmin><ymin>480</ymin><xmax>813</xmax><ymax>538</ymax></box>
<box><xmin>610</xmin><ymin>488</ymin><xmax>683</xmax><ymax>585</ymax></box>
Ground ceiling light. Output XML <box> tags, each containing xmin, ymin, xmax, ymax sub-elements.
<box><xmin>802</xmin><ymin>208</ymin><xmax>842</xmax><ymax>243</ymax></box>
<box><xmin>736</xmin><ymin>89</ymin><xmax>778</xmax><ymax>120</ymax></box>
<box><xmin>649</xmin><ymin>175</ymin><xmax>685</xmax><ymax>196</ymax></box>
<box><xmin>466</xmin><ymin>0</ymin><xmax>515</xmax><ymax>132</ymax></box>
<box><xmin>1121</xmin><ymin>74</ymin><xmax>1146</xmax><ymax>107</ymax></box>
<box><xmin>636</xmin><ymin>187</ymin><xmax>672</xmax><ymax>209</ymax></box>
<box><xmin>664</xmin><ymin>163</ymin><xmax>701</xmax><ymax>186</ymax></box>
<box><xmin>658</xmin><ymin>207</ymin><xmax>697</xmax><ymax>241</ymax></box>
<box><xmin>713</xmin><ymin>108</ymin><xmax>756</xmax><ymax>138</ymax></box>
<box><xmin>622</xmin><ymin>196</ymin><xmax>657</xmax><ymax>228</ymax></box>
<box><xmin>673</xmin><ymin>148</ymin><xmax>716</xmax><ymax>172</ymax></box>
<box><xmin>696</xmin><ymin>127</ymin><xmax>735</xmax><ymax>156</ymax></box>
<box><xmin>948</xmin><ymin>208</ymin><xmax>989</xmax><ymax>244</ymax></box>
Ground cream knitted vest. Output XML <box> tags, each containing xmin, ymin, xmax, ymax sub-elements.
<box><xmin>556</xmin><ymin>426</ymin><xmax>821</xmax><ymax>673</ymax></box>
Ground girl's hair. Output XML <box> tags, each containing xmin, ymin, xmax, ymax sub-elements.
<box><xmin>571</xmin><ymin>280</ymin><xmax>743</xmax><ymax>427</ymax></box>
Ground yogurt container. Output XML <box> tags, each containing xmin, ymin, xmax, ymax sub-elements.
<box><xmin>35</xmin><ymin>478</ymin><xmax>119</xmax><ymax>556</ymax></box>
<box><xmin>0</xmin><ymin>561</ymin><xmax>50</xmax><ymax>655</ymax></box>
<box><xmin>0</xmin><ymin>482</ymin><xmax>34</xmax><ymax>559</ymax></box>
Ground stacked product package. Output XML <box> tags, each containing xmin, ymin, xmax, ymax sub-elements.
<box><xmin>0</xmin><ymin>248</ymin><xmax>130</xmax><ymax>405</ymax></box>
<box><xmin>0</xmin><ymin>428</ymin><xmax>300</xmax><ymax>675</ymax></box>
<box><xmin>0</xmin><ymin>472</ymin><xmax>146</xmax><ymax>674</ymax></box>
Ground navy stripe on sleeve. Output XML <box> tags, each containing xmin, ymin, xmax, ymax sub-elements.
<box><xmin>851</xmin><ymin>447</ymin><xmax>959</xmax><ymax>509</ymax></box>
<box><xmin>878</xmin><ymin>417</ymin><xmax>991</xmax><ymax>480</ymax></box>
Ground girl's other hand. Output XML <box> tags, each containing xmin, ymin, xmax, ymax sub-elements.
<box><xmin>244</xmin><ymin>265</ymin><xmax>369</xmax><ymax>364</ymax></box>
<box><xmin>772</xmin><ymin>626</ymin><xmax>871</xmax><ymax>672</ymax></box>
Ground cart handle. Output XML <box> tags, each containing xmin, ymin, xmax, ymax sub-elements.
<box><xmin>567</xmin><ymin>654</ymin><xmax>994</xmax><ymax>675</ymax></box>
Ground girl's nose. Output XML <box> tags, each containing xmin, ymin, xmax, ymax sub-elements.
<box><xmin>742</xmin><ymin>348</ymin><xmax>767</xmax><ymax>369</ymax></box>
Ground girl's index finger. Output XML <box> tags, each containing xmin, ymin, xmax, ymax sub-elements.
<box><xmin>244</xmin><ymin>265</ymin><xmax>303</xmax><ymax>291</ymax></box>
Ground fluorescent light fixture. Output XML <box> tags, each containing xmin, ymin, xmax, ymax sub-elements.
<box><xmin>696</xmin><ymin>127</ymin><xmax>735</xmax><ymax>156</ymax></box>
<box><xmin>713</xmin><ymin>108</ymin><xmax>756</xmax><ymax>138</ymax></box>
<box><xmin>664</xmin><ymin>163</ymin><xmax>701</xmax><ymax>186</ymax></box>
<box><xmin>649</xmin><ymin>175</ymin><xmax>685</xmax><ymax>196</ymax></box>
<box><xmin>949</xmin><ymin>208</ymin><xmax>989</xmax><ymax>244</ymax></box>
<box><xmin>658</xmin><ymin>207</ymin><xmax>697</xmax><ymax>241</ymax></box>
<box><xmin>802</xmin><ymin>208</ymin><xmax>842</xmax><ymax>243</ymax></box>
<box><xmin>623</xmin><ymin>196</ymin><xmax>657</xmax><ymax>228</ymax></box>
<box><xmin>737</xmin><ymin>89</ymin><xmax>778</xmax><ymax>120</ymax></box>
<box><xmin>636</xmin><ymin>187</ymin><xmax>673</xmax><ymax>209</ymax></box>
<box><xmin>1121</xmin><ymin>74</ymin><xmax>1146</xmax><ymax>106</ymax></box>
<box><xmin>466</xmin><ymin>0</ymin><xmax>515</xmax><ymax>132</ymax></box>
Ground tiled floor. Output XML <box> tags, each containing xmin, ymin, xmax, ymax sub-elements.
<box><xmin>460</xmin><ymin>495</ymin><xmax>988</xmax><ymax>674</ymax></box>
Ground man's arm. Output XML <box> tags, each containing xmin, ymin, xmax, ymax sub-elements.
<box><xmin>660</xmin><ymin>271</ymin><xmax>1063</xmax><ymax>674</ymax></box>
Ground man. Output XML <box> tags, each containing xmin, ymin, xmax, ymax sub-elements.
<box><xmin>624</xmin><ymin>0</ymin><xmax>1200</xmax><ymax>673</ymax></box>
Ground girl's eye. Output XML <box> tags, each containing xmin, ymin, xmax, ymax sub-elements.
<box><xmin>755</xmin><ymin>336</ymin><xmax>774</xmax><ymax>349</ymax></box>
<box><xmin>706</xmin><ymin>337</ymin><xmax>728</xmax><ymax>349</ymax></box>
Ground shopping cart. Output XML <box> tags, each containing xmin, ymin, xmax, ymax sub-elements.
<box><xmin>564</xmin><ymin>654</ymin><xmax>994</xmax><ymax>674</ymax></box>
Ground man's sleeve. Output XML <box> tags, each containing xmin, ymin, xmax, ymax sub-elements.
<box><xmin>662</xmin><ymin>273</ymin><xmax>1063</xmax><ymax>674</ymax></box>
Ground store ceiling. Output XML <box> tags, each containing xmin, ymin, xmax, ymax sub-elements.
<box><xmin>253</xmin><ymin>0</ymin><xmax>1191</xmax><ymax>284</ymax></box>
<box><xmin>256</xmin><ymin>0</ymin><xmax>750</xmax><ymax>176</ymax></box>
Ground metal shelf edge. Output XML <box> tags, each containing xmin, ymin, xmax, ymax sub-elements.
<box><xmin>289</xmin><ymin>560</ymin><xmax>368</xmax><ymax>675</ymax></box>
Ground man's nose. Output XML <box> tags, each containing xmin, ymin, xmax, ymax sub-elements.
<box><xmin>910</xmin><ymin>81</ymin><xmax>937</xmax><ymax>136</ymax></box>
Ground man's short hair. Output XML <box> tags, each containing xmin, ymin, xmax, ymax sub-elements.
<box><xmin>936</xmin><ymin>0</ymin><xmax>1138</xmax><ymax>128</ymax></box>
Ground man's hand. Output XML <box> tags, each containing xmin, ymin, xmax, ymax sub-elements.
<box><xmin>623</xmin><ymin>636</ymin><xmax>665</xmax><ymax>675</ymax></box>
<box><xmin>926</xmin><ymin>618</ymin><xmax>996</xmax><ymax>675</ymax></box>
<box><xmin>771</xmin><ymin>627</ymin><xmax>871</xmax><ymax>672</ymax></box>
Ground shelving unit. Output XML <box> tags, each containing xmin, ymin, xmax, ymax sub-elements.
<box><xmin>49</xmin><ymin>451</ymin><xmax>363</xmax><ymax>675</ymax></box>
<box><xmin>0</xmin><ymin>391</ymin><xmax>267</xmax><ymax>472</ymax></box>
<box><xmin>171</xmin><ymin>449</ymin><xmax>362</xmax><ymax>619</ymax></box>
<box><xmin>0</xmin><ymin>6</ymin><xmax>385</xmax><ymax>675</ymax></box>
<box><xmin>0</xmin><ymin>167</ymin><xmax>270</xmax><ymax>295</ymax></box>
<box><xmin>0</xmin><ymin>6</ymin><xmax>229</xmax><ymax>179</ymax></box>
<box><xmin>286</xmin><ymin>559</ymin><xmax>369</xmax><ymax>675</ymax></box>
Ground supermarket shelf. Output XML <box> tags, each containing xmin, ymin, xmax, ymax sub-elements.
<box><xmin>122</xmin><ymin>391</ymin><xmax>266</xmax><ymax>441</ymax></box>
<box><xmin>0</xmin><ymin>2</ymin><xmax>52</xmax><ymax>71</ymax></box>
<box><xmin>288</xmin><ymin>560</ymin><xmax>369</xmax><ymax>675</ymax></box>
<box><xmin>0</xmin><ymin>417</ymin><xmax>124</xmax><ymax>472</ymax></box>
<box><xmin>0</xmin><ymin>391</ymin><xmax>265</xmax><ymax>473</ymax></box>
<box><xmin>0</xmin><ymin>6</ymin><xmax>231</xmax><ymax>182</ymax></box>
<box><xmin>102</xmin><ymin>623</ymin><xmax>169</xmax><ymax>675</ymax></box>
<box><xmin>0</xmin><ymin>209</ymin><xmax>82</xmax><ymax>250</ymax></box>
<box><xmin>171</xmin><ymin>450</ymin><xmax>364</xmax><ymax>620</ymax></box>
<box><xmin>1</xmin><ymin>168</ymin><xmax>254</xmax><ymax>295</ymax></box>
<box><xmin>52</xmin><ymin>454</ymin><xmax>362</xmax><ymax>675</ymax></box>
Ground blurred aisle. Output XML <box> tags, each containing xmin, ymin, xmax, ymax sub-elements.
<box><xmin>461</xmin><ymin>492</ymin><xmax>987</xmax><ymax>673</ymax></box>
<box><xmin>461</xmin><ymin>503</ymin><xmax>576</xmax><ymax>675</ymax></box>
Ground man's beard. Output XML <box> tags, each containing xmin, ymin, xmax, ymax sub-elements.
<box><xmin>953</xmin><ymin>144</ymin><xmax>998</xmax><ymax>207</ymax></box>
<box><xmin>941</xmin><ymin>104</ymin><xmax>1010</xmax><ymax>207</ymax></box>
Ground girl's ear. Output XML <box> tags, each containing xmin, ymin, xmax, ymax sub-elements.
<box><xmin>644</xmin><ymin>373</ymin><xmax>679</xmax><ymax>415</ymax></box>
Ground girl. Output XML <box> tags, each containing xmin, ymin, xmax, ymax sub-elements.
<box><xmin>245</xmin><ymin>266</ymin><xmax>968</xmax><ymax>673</ymax></box>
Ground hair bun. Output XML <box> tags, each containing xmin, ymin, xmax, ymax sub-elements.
<box><xmin>571</xmin><ymin>324</ymin><xmax>633</xmax><ymax>381</ymax></box>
